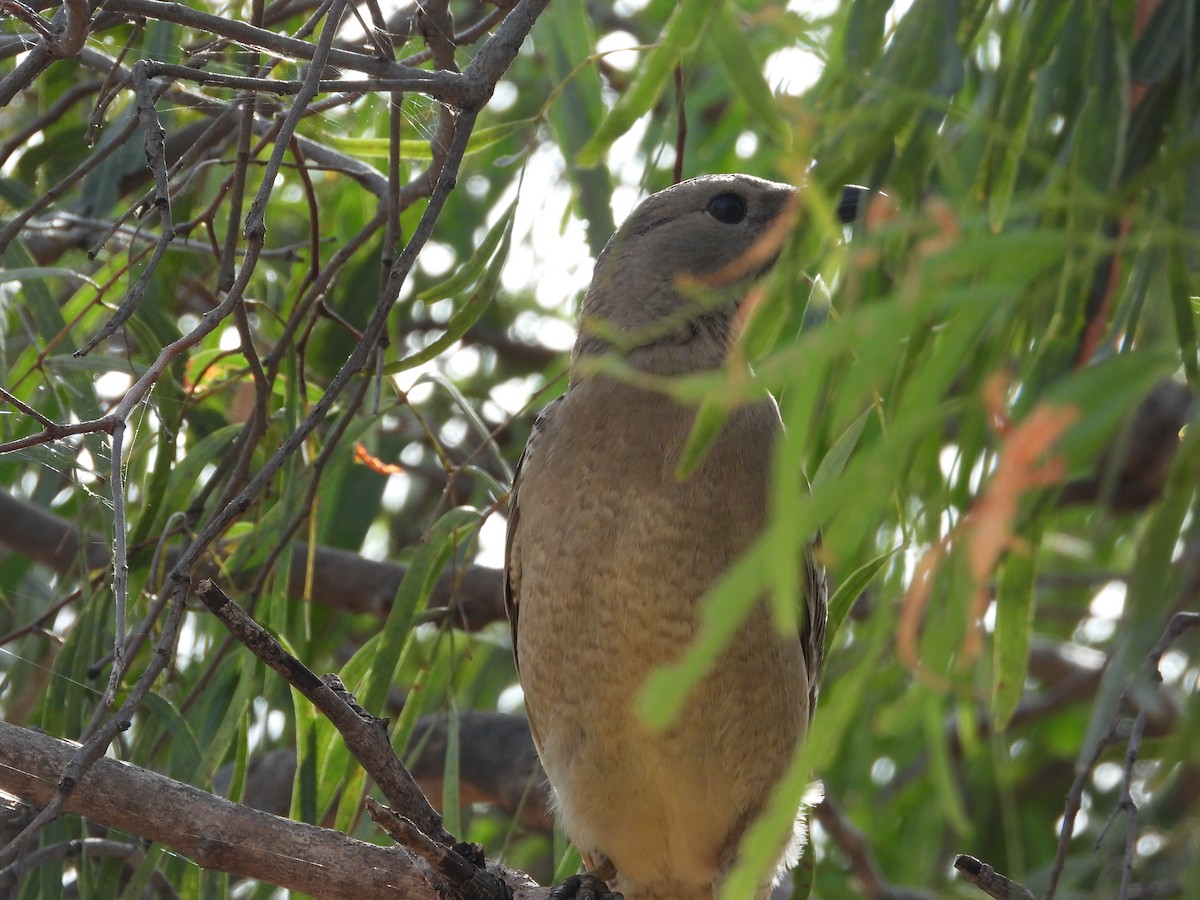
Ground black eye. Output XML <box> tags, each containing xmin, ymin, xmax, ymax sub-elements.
<box><xmin>706</xmin><ymin>193</ymin><xmax>747</xmax><ymax>224</ymax></box>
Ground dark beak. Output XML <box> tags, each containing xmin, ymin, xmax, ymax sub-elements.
<box><xmin>837</xmin><ymin>185</ymin><xmax>874</xmax><ymax>225</ymax></box>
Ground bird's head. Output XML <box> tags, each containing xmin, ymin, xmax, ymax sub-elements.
<box><xmin>575</xmin><ymin>174</ymin><xmax>796</xmax><ymax>374</ymax></box>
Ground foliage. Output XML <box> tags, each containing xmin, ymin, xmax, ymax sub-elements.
<box><xmin>0</xmin><ymin>0</ymin><xmax>1198</xmax><ymax>898</ymax></box>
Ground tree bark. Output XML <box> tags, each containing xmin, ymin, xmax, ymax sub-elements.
<box><xmin>0</xmin><ymin>721</ymin><xmax>554</xmax><ymax>899</ymax></box>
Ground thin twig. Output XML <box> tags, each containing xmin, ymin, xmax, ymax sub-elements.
<box><xmin>77</xmin><ymin>60</ymin><xmax>177</xmax><ymax>356</ymax></box>
<box><xmin>365</xmin><ymin>797</ymin><xmax>508</xmax><ymax>898</ymax></box>
<box><xmin>72</xmin><ymin>45</ymin><xmax>391</xmax><ymax>199</ymax></box>
<box><xmin>0</xmin><ymin>0</ymin><xmax>56</xmax><ymax>39</ymax></box>
<box><xmin>0</xmin><ymin>0</ymin><xmax>89</xmax><ymax>105</ymax></box>
<box><xmin>1044</xmin><ymin>611</ymin><xmax>1200</xmax><ymax>899</ymax></box>
<box><xmin>195</xmin><ymin>579</ymin><xmax>452</xmax><ymax>845</ymax></box>
<box><xmin>103</xmin><ymin>0</ymin><xmax>478</xmax><ymax>99</ymax></box>
<box><xmin>140</xmin><ymin>60</ymin><xmax>463</xmax><ymax>97</ymax></box>
<box><xmin>104</xmin><ymin>419</ymin><xmax>130</xmax><ymax>699</ymax></box>
<box><xmin>0</xmin><ymin>386</ymin><xmax>56</xmax><ymax>428</ymax></box>
<box><xmin>0</xmin><ymin>415</ymin><xmax>120</xmax><ymax>455</ymax></box>
<box><xmin>813</xmin><ymin>797</ymin><xmax>938</xmax><ymax>900</ymax></box>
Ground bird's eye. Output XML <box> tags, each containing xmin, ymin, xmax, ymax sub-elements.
<box><xmin>706</xmin><ymin>193</ymin><xmax>747</xmax><ymax>224</ymax></box>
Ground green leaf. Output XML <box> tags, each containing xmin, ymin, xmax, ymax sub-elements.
<box><xmin>0</xmin><ymin>267</ymin><xmax>98</xmax><ymax>286</ymax></box>
<box><xmin>824</xmin><ymin>545</ymin><xmax>901</xmax><ymax>651</ymax></box>
<box><xmin>1168</xmin><ymin>238</ymin><xmax>1200</xmax><ymax>386</ymax></box>
<box><xmin>709</xmin><ymin>2</ymin><xmax>791</xmax><ymax>147</ymax></box>
<box><xmin>923</xmin><ymin>691</ymin><xmax>971</xmax><ymax>834</ymax></box>
<box><xmin>1044</xmin><ymin>348</ymin><xmax>1178</xmax><ymax>467</ymax></box>
<box><xmin>359</xmin><ymin>506</ymin><xmax>480</xmax><ymax>715</ymax></box>
<box><xmin>576</xmin><ymin>0</ymin><xmax>718</xmax><ymax>167</ymax></box>
<box><xmin>415</xmin><ymin>202</ymin><xmax>514</xmax><ymax>302</ymax></box>
<box><xmin>44</xmin><ymin>354</ymin><xmax>147</xmax><ymax>377</ymax></box>
<box><xmin>137</xmin><ymin>691</ymin><xmax>205</xmax><ymax>785</ymax></box>
<box><xmin>536</xmin><ymin>0</ymin><xmax>616</xmax><ymax>253</ymax></box>
<box><xmin>1129</xmin><ymin>0</ymin><xmax>1191</xmax><ymax>83</ymax></box>
<box><xmin>328</xmin><ymin>118</ymin><xmax>536</xmax><ymax>161</ymax></box>
<box><xmin>386</xmin><ymin>212</ymin><xmax>513</xmax><ymax>374</ymax></box>
<box><xmin>991</xmin><ymin>517</ymin><xmax>1041</xmax><ymax>729</ymax></box>
<box><xmin>674</xmin><ymin>395</ymin><xmax>730</xmax><ymax>479</ymax></box>
<box><xmin>810</xmin><ymin>404</ymin><xmax>873</xmax><ymax>495</ymax></box>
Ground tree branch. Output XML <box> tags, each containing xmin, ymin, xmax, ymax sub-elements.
<box><xmin>0</xmin><ymin>720</ymin><xmax>427</xmax><ymax>898</ymax></box>
<box><xmin>0</xmin><ymin>487</ymin><xmax>506</xmax><ymax>627</ymax></box>
<box><xmin>0</xmin><ymin>721</ymin><xmax>568</xmax><ymax>898</ymax></box>
<box><xmin>195</xmin><ymin>578</ymin><xmax>451</xmax><ymax>846</ymax></box>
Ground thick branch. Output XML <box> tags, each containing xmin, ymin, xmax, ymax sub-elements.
<box><xmin>196</xmin><ymin>579</ymin><xmax>452</xmax><ymax>846</ymax></box>
<box><xmin>0</xmin><ymin>721</ymin><xmax>424</xmax><ymax>898</ymax></box>
<box><xmin>0</xmin><ymin>722</ymin><xmax>569</xmax><ymax>899</ymax></box>
<box><xmin>0</xmin><ymin>488</ymin><xmax>506</xmax><ymax>628</ymax></box>
<box><xmin>0</xmin><ymin>0</ymin><xmax>88</xmax><ymax>105</ymax></box>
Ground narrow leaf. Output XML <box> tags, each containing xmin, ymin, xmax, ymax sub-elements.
<box><xmin>329</xmin><ymin>119</ymin><xmax>535</xmax><ymax>161</ymax></box>
<box><xmin>991</xmin><ymin>518</ymin><xmax>1041</xmax><ymax>729</ymax></box>
<box><xmin>709</xmin><ymin>3</ymin><xmax>791</xmax><ymax>146</ymax></box>
<box><xmin>577</xmin><ymin>0</ymin><xmax>717</xmax><ymax>167</ymax></box>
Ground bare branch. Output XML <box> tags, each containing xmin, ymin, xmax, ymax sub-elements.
<box><xmin>101</xmin><ymin>0</ymin><xmax>484</xmax><ymax>106</ymax></box>
<box><xmin>0</xmin><ymin>721</ymin><xmax>427</xmax><ymax>898</ymax></box>
<box><xmin>0</xmin><ymin>413</ymin><xmax>121</xmax><ymax>455</ymax></box>
<box><xmin>77</xmin><ymin>60</ymin><xmax>178</xmax><ymax>356</ymax></box>
<box><xmin>0</xmin><ymin>0</ymin><xmax>88</xmax><ymax>104</ymax></box>
<box><xmin>195</xmin><ymin>578</ymin><xmax>453</xmax><ymax>845</ymax></box>
<box><xmin>1044</xmin><ymin>612</ymin><xmax>1200</xmax><ymax>900</ymax></box>
<box><xmin>0</xmin><ymin>591</ymin><xmax>187</xmax><ymax>866</ymax></box>
<box><xmin>0</xmin><ymin>487</ymin><xmax>506</xmax><ymax>625</ymax></box>
<box><xmin>813</xmin><ymin>797</ymin><xmax>938</xmax><ymax>900</ymax></box>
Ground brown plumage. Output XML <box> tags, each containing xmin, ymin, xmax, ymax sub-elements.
<box><xmin>505</xmin><ymin>174</ymin><xmax>826</xmax><ymax>900</ymax></box>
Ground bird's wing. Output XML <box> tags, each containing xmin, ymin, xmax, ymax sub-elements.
<box><xmin>504</xmin><ymin>395</ymin><xmax>564</xmax><ymax>679</ymax></box>
<box><xmin>803</xmin><ymin>544</ymin><xmax>829</xmax><ymax>723</ymax></box>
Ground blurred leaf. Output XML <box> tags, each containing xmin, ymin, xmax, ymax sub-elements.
<box><xmin>387</xmin><ymin>212</ymin><xmax>513</xmax><ymax>374</ymax></box>
<box><xmin>674</xmin><ymin>394</ymin><xmax>731</xmax><ymax>479</ymax></box>
<box><xmin>992</xmin><ymin>517</ymin><xmax>1041</xmax><ymax>729</ymax></box>
<box><xmin>136</xmin><ymin>691</ymin><xmax>204</xmax><ymax>785</ymax></box>
<box><xmin>577</xmin><ymin>0</ymin><xmax>718</xmax><ymax>166</ymax></box>
<box><xmin>1129</xmin><ymin>0</ymin><xmax>1192</xmax><ymax>83</ymax></box>
<box><xmin>825</xmin><ymin>545</ymin><xmax>900</xmax><ymax>650</ymax></box>
<box><xmin>1080</xmin><ymin>426</ymin><xmax>1200</xmax><ymax>763</ymax></box>
<box><xmin>710</xmin><ymin>3</ymin><xmax>791</xmax><ymax>147</ymax></box>
<box><xmin>810</xmin><ymin>404</ymin><xmax>873</xmax><ymax>495</ymax></box>
<box><xmin>0</xmin><ymin>267</ymin><xmax>97</xmax><ymax>286</ymax></box>
<box><xmin>329</xmin><ymin>120</ymin><xmax>536</xmax><ymax>161</ymax></box>
<box><xmin>536</xmin><ymin>0</ymin><xmax>616</xmax><ymax>253</ymax></box>
<box><xmin>360</xmin><ymin>506</ymin><xmax>480</xmax><ymax>715</ymax></box>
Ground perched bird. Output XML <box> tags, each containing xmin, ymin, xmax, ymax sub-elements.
<box><xmin>505</xmin><ymin>174</ymin><xmax>827</xmax><ymax>900</ymax></box>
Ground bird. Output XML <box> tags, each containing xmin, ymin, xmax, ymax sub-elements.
<box><xmin>504</xmin><ymin>174</ymin><xmax>827</xmax><ymax>900</ymax></box>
